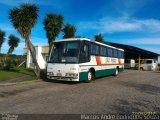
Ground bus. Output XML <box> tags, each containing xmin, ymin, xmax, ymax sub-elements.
<box><xmin>47</xmin><ymin>38</ymin><xmax>124</xmax><ymax>82</ymax></box>
<box><xmin>124</xmin><ymin>59</ymin><xmax>135</xmax><ymax>69</ymax></box>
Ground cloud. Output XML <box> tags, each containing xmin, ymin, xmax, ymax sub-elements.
<box><xmin>113</xmin><ymin>0</ymin><xmax>150</xmax><ymax>17</ymax></box>
<box><xmin>78</xmin><ymin>17</ymin><xmax>160</xmax><ymax>34</ymax></box>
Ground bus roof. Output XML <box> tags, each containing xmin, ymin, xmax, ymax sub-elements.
<box><xmin>54</xmin><ymin>38</ymin><xmax>124</xmax><ymax>51</ymax></box>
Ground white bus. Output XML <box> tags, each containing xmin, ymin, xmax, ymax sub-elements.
<box><xmin>47</xmin><ymin>38</ymin><xmax>124</xmax><ymax>82</ymax></box>
<box><xmin>124</xmin><ymin>59</ymin><xmax>135</xmax><ymax>69</ymax></box>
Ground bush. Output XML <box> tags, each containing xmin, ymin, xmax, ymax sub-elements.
<box><xmin>0</xmin><ymin>59</ymin><xmax>3</xmax><ymax>69</ymax></box>
<box><xmin>0</xmin><ymin>55</ymin><xmax>26</xmax><ymax>70</ymax></box>
<box><xmin>0</xmin><ymin>58</ymin><xmax>12</xmax><ymax>70</ymax></box>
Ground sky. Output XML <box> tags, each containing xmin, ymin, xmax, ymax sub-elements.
<box><xmin>0</xmin><ymin>0</ymin><xmax>160</xmax><ymax>62</ymax></box>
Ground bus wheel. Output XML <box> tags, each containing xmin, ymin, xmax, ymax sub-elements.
<box><xmin>86</xmin><ymin>70</ymin><xmax>94</xmax><ymax>83</ymax></box>
<box><xmin>114</xmin><ymin>68</ymin><xmax>118</xmax><ymax>76</ymax></box>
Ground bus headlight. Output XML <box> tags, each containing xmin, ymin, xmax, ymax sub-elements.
<box><xmin>47</xmin><ymin>72</ymin><xmax>54</xmax><ymax>76</ymax></box>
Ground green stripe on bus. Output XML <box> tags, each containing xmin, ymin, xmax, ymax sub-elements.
<box><xmin>79</xmin><ymin>68</ymin><xmax>124</xmax><ymax>81</ymax></box>
<box><xmin>79</xmin><ymin>72</ymin><xmax>88</xmax><ymax>81</ymax></box>
<box><xmin>95</xmin><ymin>68</ymin><xmax>115</xmax><ymax>78</ymax></box>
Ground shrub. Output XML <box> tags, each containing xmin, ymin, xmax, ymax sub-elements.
<box><xmin>3</xmin><ymin>58</ymin><xmax>12</xmax><ymax>70</ymax></box>
<box><xmin>0</xmin><ymin>55</ymin><xmax>26</xmax><ymax>70</ymax></box>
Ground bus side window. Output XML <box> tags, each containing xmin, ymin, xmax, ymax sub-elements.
<box><xmin>113</xmin><ymin>49</ymin><xmax>117</xmax><ymax>57</ymax></box>
<box><xmin>107</xmin><ymin>48</ymin><xmax>113</xmax><ymax>57</ymax></box>
<box><xmin>100</xmin><ymin>46</ymin><xmax>107</xmax><ymax>56</ymax></box>
<box><xmin>118</xmin><ymin>51</ymin><xmax>121</xmax><ymax>58</ymax></box>
<box><xmin>95</xmin><ymin>45</ymin><xmax>99</xmax><ymax>55</ymax></box>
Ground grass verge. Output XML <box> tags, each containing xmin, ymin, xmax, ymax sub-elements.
<box><xmin>0</xmin><ymin>67</ymin><xmax>37</xmax><ymax>81</ymax></box>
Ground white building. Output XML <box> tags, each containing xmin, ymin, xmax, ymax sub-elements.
<box><xmin>24</xmin><ymin>46</ymin><xmax>49</xmax><ymax>69</ymax></box>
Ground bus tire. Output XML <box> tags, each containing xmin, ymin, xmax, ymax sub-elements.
<box><xmin>86</xmin><ymin>70</ymin><xmax>94</xmax><ymax>83</ymax></box>
<box><xmin>114</xmin><ymin>68</ymin><xmax>118</xmax><ymax>76</ymax></box>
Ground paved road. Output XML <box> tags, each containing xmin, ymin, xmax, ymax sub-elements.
<box><xmin>0</xmin><ymin>70</ymin><xmax>160</xmax><ymax>114</ymax></box>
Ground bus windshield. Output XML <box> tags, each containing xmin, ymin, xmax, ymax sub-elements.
<box><xmin>49</xmin><ymin>41</ymin><xmax>80</xmax><ymax>63</ymax></box>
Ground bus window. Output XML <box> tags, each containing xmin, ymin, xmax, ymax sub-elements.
<box><xmin>100</xmin><ymin>46</ymin><xmax>107</xmax><ymax>56</ymax></box>
<box><xmin>118</xmin><ymin>51</ymin><xmax>124</xmax><ymax>58</ymax></box>
<box><xmin>95</xmin><ymin>45</ymin><xmax>99</xmax><ymax>55</ymax></box>
<box><xmin>107</xmin><ymin>48</ymin><xmax>113</xmax><ymax>57</ymax></box>
<box><xmin>90</xmin><ymin>44</ymin><xmax>99</xmax><ymax>55</ymax></box>
<box><xmin>113</xmin><ymin>49</ymin><xmax>118</xmax><ymax>57</ymax></box>
<box><xmin>91</xmin><ymin>44</ymin><xmax>95</xmax><ymax>55</ymax></box>
<box><xmin>118</xmin><ymin>51</ymin><xmax>121</xmax><ymax>58</ymax></box>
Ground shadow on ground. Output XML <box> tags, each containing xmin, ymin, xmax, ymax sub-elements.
<box><xmin>116</xmin><ymin>81</ymin><xmax>160</xmax><ymax>95</ymax></box>
<box><xmin>109</xmin><ymin>99</ymin><xmax>142</xmax><ymax>114</ymax></box>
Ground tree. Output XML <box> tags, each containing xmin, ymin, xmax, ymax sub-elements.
<box><xmin>0</xmin><ymin>30</ymin><xmax>5</xmax><ymax>53</ymax></box>
<box><xmin>43</xmin><ymin>13</ymin><xmax>63</xmax><ymax>49</ymax></box>
<box><xmin>94</xmin><ymin>33</ymin><xmax>104</xmax><ymax>42</ymax></box>
<box><xmin>9</xmin><ymin>3</ymin><xmax>40</xmax><ymax>78</ymax></box>
<box><xmin>6</xmin><ymin>34</ymin><xmax>20</xmax><ymax>58</ymax></box>
<box><xmin>62</xmin><ymin>23</ymin><xmax>76</xmax><ymax>38</ymax></box>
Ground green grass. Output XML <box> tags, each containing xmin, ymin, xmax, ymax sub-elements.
<box><xmin>23</xmin><ymin>76</ymin><xmax>38</xmax><ymax>81</ymax></box>
<box><xmin>0</xmin><ymin>67</ymin><xmax>37</xmax><ymax>81</ymax></box>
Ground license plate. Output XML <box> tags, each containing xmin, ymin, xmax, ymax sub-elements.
<box><xmin>56</xmin><ymin>73</ymin><xmax>62</xmax><ymax>76</ymax></box>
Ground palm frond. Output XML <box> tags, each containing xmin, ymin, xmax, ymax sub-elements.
<box><xmin>9</xmin><ymin>3</ymin><xmax>39</xmax><ymax>39</ymax></box>
<box><xmin>43</xmin><ymin>13</ymin><xmax>64</xmax><ymax>45</ymax></box>
<box><xmin>8</xmin><ymin>34</ymin><xmax>20</xmax><ymax>48</ymax></box>
<box><xmin>62</xmin><ymin>23</ymin><xmax>76</xmax><ymax>38</ymax></box>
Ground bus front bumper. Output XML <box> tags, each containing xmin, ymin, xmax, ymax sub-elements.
<box><xmin>47</xmin><ymin>75</ymin><xmax>79</xmax><ymax>81</ymax></box>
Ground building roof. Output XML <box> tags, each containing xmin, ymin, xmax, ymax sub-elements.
<box><xmin>108</xmin><ymin>42</ymin><xmax>159</xmax><ymax>59</ymax></box>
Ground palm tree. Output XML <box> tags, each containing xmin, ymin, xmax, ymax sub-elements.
<box><xmin>6</xmin><ymin>34</ymin><xmax>20</xmax><ymax>58</ymax></box>
<box><xmin>94</xmin><ymin>33</ymin><xmax>104</xmax><ymax>42</ymax></box>
<box><xmin>9</xmin><ymin>3</ymin><xmax>40</xmax><ymax>78</ymax></box>
<box><xmin>43</xmin><ymin>13</ymin><xmax>63</xmax><ymax>49</ymax></box>
<box><xmin>62</xmin><ymin>23</ymin><xmax>76</xmax><ymax>39</ymax></box>
<box><xmin>0</xmin><ymin>30</ymin><xmax>5</xmax><ymax>53</ymax></box>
